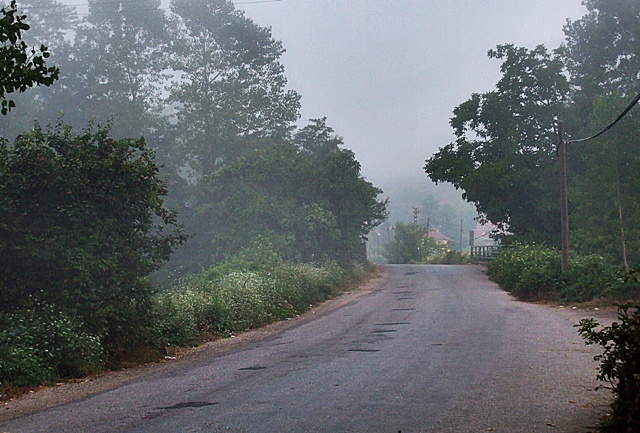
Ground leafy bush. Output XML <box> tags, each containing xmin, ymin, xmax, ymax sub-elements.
<box><xmin>487</xmin><ymin>243</ymin><xmax>561</xmax><ymax>300</ymax></box>
<box><xmin>559</xmin><ymin>254</ymin><xmax>619</xmax><ymax>303</ymax></box>
<box><xmin>0</xmin><ymin>123</ymin><xmax>186</xmax><ymax>360</ymax></box>
<box><xmin>487</xmin><ymin>243</ymin><xmax>632</xmax><ymax>302</ymax></box>
<box><xmin>577</xmin><ymin>304</ymin><xmax>640</xmax><ymax>432</ymax></box>
<box><xmin>0</xmin><ymin>305</ymin><xmax>104</xmax><ymax>388</ymax></box>
<box><xmin>153</xmin><ymin>261</ymin><xmax>353</xmax><ymax>346</ymax></box>
<box><xmin>154</xmin><ymin>284</ymin><xmax>225</xmax><ymax>346</ymax></box>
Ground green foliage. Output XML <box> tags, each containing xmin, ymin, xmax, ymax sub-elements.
<box><xmin>196</xmin><ymin>131</ymin><xmax>387</xmax><ymax>268</ymax></box>
<box><xmin>429</xmin><ymin>250</ymin><xmax>471</xmax><ymax>265</ymax></box>
<box><xmin>168</xmin><ymin>0</ymin><xmax>301</xmax><ymax>175</ymax></box>
<box><xmin>425</xmin><ymin>44</ymin><xmax>568</xmax><ymax>245</ymax></box>
<box><xmin>66</xmin><ymin>0</ymin><xmax>169</xmax><ymax>138</ymax></box>
<box><xmin>487</xmin><ymin>243</ymin><xmax>636</xmax><ymax>303</ymax></box>
<box><xmin>154</xmin><ymin>283</ymin><xmax>225</xmax><ymax>345</ymax></box>
<box><xmin>568</xmin><ymin>94</ymin><xmax>640</xmax><ymax>268</ymax></box>
<box><xmin>578</xmin><ymin>304</ymin><xmax>640</xmax><ymax>432</ymax></box>
<box><xmin>563</xmin><ymin>0</ymin><xmax>640</xmax><ymax>96</ymax></box>
<box><xmin>0</xmin><ymin>304</ymin><xmax>104</xmax><ymax>388</ymax></box>
<box><xmin>383</xmin><ymin>222</ymin><xmax>454</xmax><ymax>264</ymax></box>
<box><xmin>0</xmin><ymin>122</ymin><xmax>186</xmax><ymax>357</ymax></box>
<box><xmin>153</xmin><ymin>261</ymin><xmax>352</xmax><ymax>346</ymax></box>
<box><xmin>382</xmin><ymin>222</ymin><xmax>428</xmax><ymax>264</ymax></box>
<box><xmin>0</xmin><ymin>0</ymin><xmax>59</xmax><ymax>114</ymax></box>
<box><xmin>488</xmin><ymin>243</ymin><xmax>561</xmax><ymax>300</ymax></box>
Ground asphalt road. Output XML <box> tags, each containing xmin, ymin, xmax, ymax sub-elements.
<box><xmin>0</xmin><ymin>265</ymin><xmax>610</xmax><ymax>433</ymax></box>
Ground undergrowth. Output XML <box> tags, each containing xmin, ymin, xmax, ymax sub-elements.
<box><xmin>486</xmin><ymin>243</ymin><xmax>638</xmax><ymax>303</ymax></box>
<box><xmin>1</xmin><ymin>261</ymin><xmax>364</xmax><ymax>394</ymax></box>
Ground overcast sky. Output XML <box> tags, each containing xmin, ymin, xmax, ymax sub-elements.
<box><xmin>236</xmin><ymin>0</ymin><xmax>587</xmax><ymax>194</ymax></box>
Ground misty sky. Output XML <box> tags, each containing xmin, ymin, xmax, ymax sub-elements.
<box><xmin>236</xmin><ymin>0</ymin><xmax>587</xmax><ymax>191</ymax></box>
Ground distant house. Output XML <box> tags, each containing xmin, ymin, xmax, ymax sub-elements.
<box><xmin>424</xmin><ymin>229</ymin><xmax>452</xmax><ymax>245</ymax></box>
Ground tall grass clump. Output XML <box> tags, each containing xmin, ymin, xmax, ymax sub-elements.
<box><xmin>153</xmin><ymin>261</ymin><xmax>354</xmax><ymax>347</ymax></box>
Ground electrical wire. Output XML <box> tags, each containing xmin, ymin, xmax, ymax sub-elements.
<box><xmin>566</xmin><ymin>90</ymin><xmax>640</xmax><ymax>145</ymax></box>
<box><xmin>18</xmin><ymin>0</ymin><xmax>281</xmax><ymax>9</ymax></box>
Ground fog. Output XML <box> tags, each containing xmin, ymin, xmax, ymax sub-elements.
<box><xmin>237</xmin><ymin>0</ymin><xmax>587</xmax><ymax>219</ymax></box>
<box><xmin>14</xmin><ymin>0</ymin><xmax>588</xmax><ymax>224</ymax></box>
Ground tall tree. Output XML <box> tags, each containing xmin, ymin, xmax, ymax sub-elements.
<box><xmin>568</xmin><ymin>95</ymin><xmax>640</xmax><ymax>267</ymax></box>
<box><xmin>425</xmin><ymin>44</ymin><xmax>570</xmax><ymax>244</ymax></box>
<box><xmin>168</xmin><ymin>0</ymin><xmax>301</xmax><ymax>177</ymax></box>
<box><xmin>563</xmin><ymin>0</ymin><xmax>640</xmax><ymax>97</ymax></box>
<box><xmin>187</xmin><ymin>119</ymin><xmax>387</xmax><ymax>268</ymax></box>
<box><xmin>52</xmin><ymin>0</ymin><xmax>169</xmax><ymax>138</ymax></box>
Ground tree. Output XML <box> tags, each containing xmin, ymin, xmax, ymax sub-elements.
<box><xmin>561</xmin><ymin>1</ymin><xmax>640</xmax><ymax>268</ymax></box>
<box><xmin>0</xmin><ymin>0</ymin><xmax>58</xmax><ymax>115</ymax></box>
<box><xmin>0</xmin><ymin>0</ymin><xmax>75</xmax><ymax>137</ymax></box>
<box><xmin>54</xmin><ymin>0</ymin><xmax>169</xmax><ymax>138</ymax></box>
<box><xmin>15</xmin><ymin>0</ymin><xmax>77</xmax><ymax>53</ymax></box>
<box><xmin>168</xmin><ymin>0</ymin><xmax>301</xmax><ymax>177</ymax></box>
<box><xmin>0</xmin><ymin>122</ymin><xmax>187</xmax><ymax>354</ymax></box>
<box><xmin>382</xmin><ymin>222</ymin><xmax>427</xmax><ymax>264</ymax></box>
<box><xmin>191</xmin><ymin>119</ymin><xmax>388</xmax><ymax>268</ymax></box>
<box><xmin>563</xmin><ymin>0</ymin><xmax>640</xmax><ymax>97</ymax></box>
<box><xmin>569</xmin><ymin>95</ymin><xmax>640</xmax><ymax>268</ymax></box>
<box><xmin>425</xmin><ymin>44</ymin><xmax>570</xmax><ymax>244</ymax></box>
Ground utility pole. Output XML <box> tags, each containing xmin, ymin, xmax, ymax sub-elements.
<box><xmin>558</xmin><ymin>121</ymin><xmax>570</xmax><ymax>272</ymax></box>
<box><xmin>412</xmin><ymin>207</ymin><xmax>420</xmax><ymax>226</ymax></box>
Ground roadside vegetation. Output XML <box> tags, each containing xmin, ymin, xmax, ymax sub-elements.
<box><xmin>486</xmin><ymin>244</ymin><xmax>639</xmax><ymax>304</ymax></box>
<box><xmin>0</xmin><ymin>0</ymin><xmax>387</xmax><ymax>396</ymax></box>
<box><xmin>381</xmin><ymin>222</ymin><xmax>470</xmax><ymax>265</ymax></box>
<box><xmin>423</xmin><ymin>1</ymin><xmax>640</xmax><ymax>430</ymax></box>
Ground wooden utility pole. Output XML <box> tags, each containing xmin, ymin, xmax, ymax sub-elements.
<box><xmin>558</xmin><ymin>121</ymin><xmax>570</xmax><ymax>272</ymax></box>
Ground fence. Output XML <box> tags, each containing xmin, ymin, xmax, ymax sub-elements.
<box><xmin>470</xmin><ymin>245</ymin><xmax>501</xmax><ymax>261</ymax></box>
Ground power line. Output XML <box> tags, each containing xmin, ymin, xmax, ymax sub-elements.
<box><xmin>566</xmin><ymin>90</ymin><xmax>640</xmax><ymax>145</ymax></box>
<box><xmin>19</xmin><ymin>0</ymin><xmax>281</xmax><ymax>9</ymax></box>
<box><xmin>16</xmin><ymin>0</ymin><xmax>283</xmax><ymax>18</ymax></box>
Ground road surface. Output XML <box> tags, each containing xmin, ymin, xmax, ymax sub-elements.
<box><xmin>0</xmin><ymin>265</ymin><xmax>611</xmax><ymax>433</ymax></box>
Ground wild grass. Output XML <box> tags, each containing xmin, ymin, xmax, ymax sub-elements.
<box><xmin>0</xmin><ymin>260</ymin><xmax>363</xmax><ymax>394</ymax></box>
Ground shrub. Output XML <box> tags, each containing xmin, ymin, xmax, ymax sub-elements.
<box><xmin>577</xmin><ymin>304</ymin><xmax>640</xmax><ymax>432</ymax></box>
<box><xmin>0</xmin><ymin>123</ymin><xmax>186</xmax><ymax>361</ymax></box>
<box><xmin>429</xmin><ymin>250</ymin><xmax>472</xmax><ymax>265</ymax></box>
<box><xmin>0</xmin><ymin>305</ymin><xmax>104</xmax><ymax>388</ymax></box>
<box><xmin>487</xmin><ymin>243</ymin><xmax>561</xmax><ymax>300</ymax></box>
<box><xmin>559</xmin><ymin>254</ymin><xmax>619</xmax><ymax>303</ymax></box>
<box><xmin>152</xmin><ymin>260</ymin><xmax>354</xmax><ymax>345</ymax></box>
<box><xmin>154</xmin><ymin>283</ymin><xmax>225</xmax><ymax>346</ymax></box>
<box><xmin>486</xmin><ymin>243</ymin><xmax>632</xmax><ymax>303</ymax></box>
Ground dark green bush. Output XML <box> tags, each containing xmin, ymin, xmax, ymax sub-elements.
<box><xmin>578</xmin><ymin>304</ymin><xmax>640</xmax><ymax>432</ymax></box>
<box><xmin>487</xmin><ymin>243</ymin><xmax>631</xmax><ymax>302</ymax></box>
<box><xmin>0</xmin><ymin>123</ymin><xmax>186</xmax><ymax>361</ymax></box>
<box><xmin>0</xmin><ymin>305</ymin><xmax>104</xmax><ymax>388</ymax></box>
<box><xmin>487</xmin><ymin>243</ymin><xmax>561</xmax><ymax>300</ymax></box>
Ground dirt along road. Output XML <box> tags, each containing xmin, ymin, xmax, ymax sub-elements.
<box><xmin>0</xmin><ymin>265</ymin><xmax>613</xmax><ymax>432</ymax></box>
